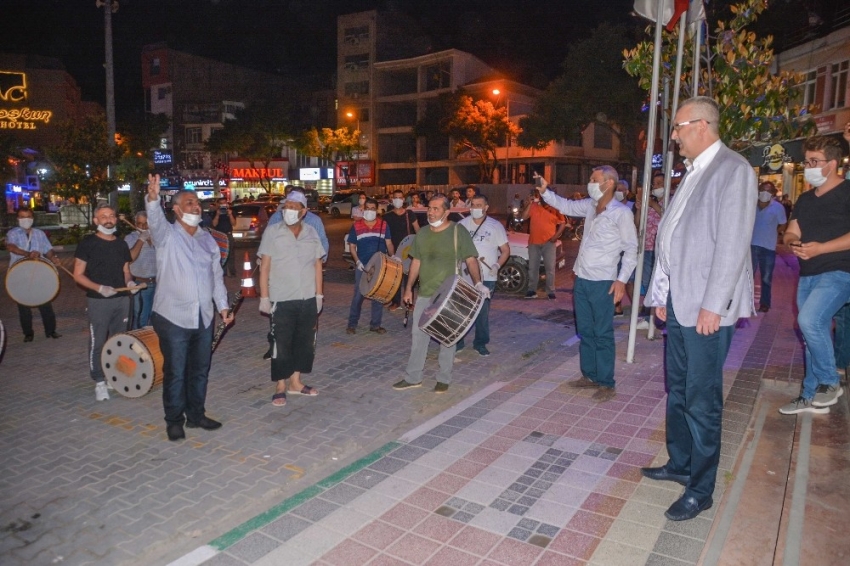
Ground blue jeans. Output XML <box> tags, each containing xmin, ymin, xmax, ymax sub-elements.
<box><xmin>751</xmin><ymin>245</ymin><xmax>776</xmax><ymax>308</ymax></box>
<box><xmin>132</xmin><ymin>282</ymin><xmax>156</xmax><ymax>329</ymax></box>
<box><xmin>573</xmin><ymin>278</ymin><xmax>616</xmax><ymax>388</ymax></box>
<box><xmin>457</xmin><ymin>280</ymin><xmax>496</xmax><ymax>350</ymax></box>
<box><xmin>797</xmin><ymin>271</ymin><xmax>850</xmax><ymax>399</ymax></box>
<box><xmin>152</xmin><ymin>311</ymin><xmax>213</xmax><ymax>426</ymax></box>
<box><xmin>664</xmin><ymin>295</ymin><xmax>734</xmax><ymax>502</ymax></box>
<box><xmin>834</xmin><ymin>301</ymin><xmax>850</xmax><ymax>368</ymax></box>
<box><xmin>348</xmin><ymin>268</ymin><xmax>384</xmax><ymax>329</ymax></box>
<box><xmin>640</xmin><ymin>250</ymin><xmax>655</xmax><ymax>297</ymax></box>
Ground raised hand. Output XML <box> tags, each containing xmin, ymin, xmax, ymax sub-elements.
<box><xmin>147</xmin><ymin>173</ymin><xmax>161</xmax><ymax>202</ymax></box>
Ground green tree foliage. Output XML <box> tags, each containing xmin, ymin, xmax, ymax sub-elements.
<box><xmin>517</xmin><ymin>22</ymin><xmax>646</xmax><ymax>163</ymax></box>
<box><xmin>296</xmin><ymin>127</ymin><xmax>362</xmax><ymax>189</ymax></box>
<box><xmin>206</xmin><ymin>101</ymin><xmax>295</xmax><ymax>193</ymax></box>
<box><xmin>44</xmin><ymin>115</ymin><xmax>123</xmax><ymax>224</ymax></box>
<box><xmin>623</xmin><ymin>0</ymin><xmax>816</xmax><ymax>151</ymax></box>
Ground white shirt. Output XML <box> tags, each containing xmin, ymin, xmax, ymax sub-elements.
<box><xmin>146</xmin><ymin>199</ymin><xmax>229</xmax><ymax>329</ymax></box>
<box><xmin>6</xmin><ymin>227</ymin><xmax>53</xmax><ymax>265</ymax></box>
<box><xmin>258</xmin><ymin>222</ymin><xmax>324</xmax><ymax>302</ymax></box>
<box><xmin>124</xmin><ymin>231</ymin><xmax>157</xmax><ymax>278</ymax></box>
<box><xmin>541</xmin><ymin>192</ymin><xmax>638</xmax><ymax>282</ymax></box>
<box><xmin>653</xmin><ymin>139</ymin><xmax>722</xmax><ymax>304</ymax></box>
<box><xmin>458</xmin><ymin>215</ymin><xmax>509</xmax><ymax>282</ymax></box>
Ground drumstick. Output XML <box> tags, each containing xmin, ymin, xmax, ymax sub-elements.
<box><xmin>119</xmin><ymin>216</ymin><xmax>137</xmax><ymax>230</ymax></box>
<box><xmin>478</xmin><ymin>258</ymin><xmax>493</xmax><ymax>270</ymax></box>
<box><xmin>113</xmin><ymin>283</ymin><xmax>147</xmax><ymax>292</ymax></box>
<box><xmin>57</xmin><ymin>263</ymin><xmax>76</xmax><ymax>279</ymax></box>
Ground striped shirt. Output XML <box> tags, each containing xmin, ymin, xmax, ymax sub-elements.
<box><xmin>146</xmin><ymin>199</ymin><xmax>229</xmax><ymax>329</ymax></box>
<box><xmin>7</xmin><ymin>227</ymin><xmax>53</xmax><ymax>265</ymax></box>
<box><xmin>346</xmin><ymin>219</ymin><xmax>391</xmax><ymax>264</ymax></box>
<box><xmin>124</xmin><ymin>231</ymin><xmax>157</xmax><ymax>278</ymax></box>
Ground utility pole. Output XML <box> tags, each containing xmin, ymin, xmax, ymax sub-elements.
<box><xmin>99</xmin><ymin>0</ymin><xmax>119</xmax><ymax>208</ymax></box>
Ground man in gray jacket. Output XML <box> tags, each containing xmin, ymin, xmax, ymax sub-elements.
<box><xmin>641</xmin><ymin>97</ymin><xmax>756</xmax><ymax>522</ymax></box>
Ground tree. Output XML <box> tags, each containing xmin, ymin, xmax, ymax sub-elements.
<box><xmin>623</xmin><ymin>0</ymin><xmax>816</xmax><ymax>152</ymax></box>
<box><xmin>206</xmin><ymin>101</ymin><xmax>295</xmax><ymax>193</ymax></box>
<box><xmin>0</xmin><ymin>134</ymin><xmax>25</xmax><ymax>226</ymax></box>
<box><xmin>518</xmin><ymin>22</ymin><xmax>646</xmax><ymax>163</ymax></box>
<box><xmin>415</xmin><ymin>92</ymin><xmax>519</xmax><ymax>183</ymax></box>
<box><xmin>115</xmin><ymin>112</ymin><xmax>170</xmax><ymax>211</ymax></box>
<box><xmin>43</xmin><ymin>114</ymin><xmax>122</xmax><ymax>224</ymax></box>
<box><xmin>297</xmin><ymin>127</ymin><xmax>362</xmax><ymax>189</ymax></box>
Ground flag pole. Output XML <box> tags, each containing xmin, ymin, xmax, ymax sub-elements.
<box><xmin>626</xmin><ymin>0</ymin><xmax>666</xmax><ymax>363</ymax></box>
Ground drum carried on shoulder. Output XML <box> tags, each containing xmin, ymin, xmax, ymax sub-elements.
<box><xmin>359</xmin><ymin>253</ymin><xmax>403</xmax><ymax>304</ymax></box>
<box><xmin>419</xmin><ymin>275</ymin><xmax>485</xmax><ymax>347</ymax></box>
<box><xmin>100</xmin><ymin>327</ymin><xmax>164</xmax><ymax>398</ymax></box>
<box><xmin>5</xmin><ymin>257</ymin><xmax>60</xmax><ymax>307</ymax></box>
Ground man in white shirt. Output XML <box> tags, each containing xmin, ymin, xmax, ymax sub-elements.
<box><xmin>642</xmin><ymin>97</ymin><xmax>756</xmax><ymax>522</ymax></box>
<box><xmin>457</xmin><ymin>195</ymin><xmax>510</xmax><ymax>356</ymax></box>
<box><xmin>146</xmin><ymin>174</ymin><xmax>233</xmax><ymax>442</ymax></box>
<box><xmin>537</xmin><ymin>167</ymin><xmax>638</xmax><ymax>402</ymax></box>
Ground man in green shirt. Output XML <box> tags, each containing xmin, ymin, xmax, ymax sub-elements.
<box><xmin>393</xmin><ymin>195</ymin><xmax>488</xmax><ymax>393</ymax></box>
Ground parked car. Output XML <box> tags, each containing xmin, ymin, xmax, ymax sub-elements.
<box><xmin>327</xmin><ymin>191</ymin><xmax>389</xmax><ymax>217</ymax></box>
<box><xmin>496</xmin><ymin>232</ymin><xmax>567</xmax><ymax>293</ymax></box>
<box><xmin>231</xmin><ymin>203</ymin><xmax>273</xmax><ymax>240</ymax></box>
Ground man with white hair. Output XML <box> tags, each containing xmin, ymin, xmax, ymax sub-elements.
<box><xmin>258</xmin><ymin>191</ymin><xmax>324</xmax><ymax>407</ymax></box>
<box><xmin>124</xmin><ymin>210</ymin><xmax>157</xmax><ymax>328</ymax></box>
<box><xmin>535</xmin><ymin>167</ymin><xmax>638</xmax><ymax>403</ymax></box>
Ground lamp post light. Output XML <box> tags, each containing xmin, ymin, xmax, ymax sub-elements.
<box><xmin>345</xmin><ymin>111</ymin><xmax>361</xmax><ymax>187</ymax></box>
<box><xmin>492</xmin><ymin>89</ymin><xmax>511</xmax><ymax>184</ymax></box>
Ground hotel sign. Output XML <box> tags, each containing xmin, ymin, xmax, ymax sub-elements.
<box><xmin>0</xmin><ymin>71</ymin><xmax>54</xmax><ymax>131</ymax></box>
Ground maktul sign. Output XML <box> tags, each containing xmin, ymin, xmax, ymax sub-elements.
<box><xmin>228</xmin><ymin>160</ymin><xmax>288</xmax><ymax>181</ymax></box>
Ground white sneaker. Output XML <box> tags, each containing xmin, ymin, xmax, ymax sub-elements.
<box><xmin>635</xmin><ymin>319</ymin><xmax>650</xmax><ymax>330</ymax></box>
<box><xmin>95</xmin><ymin>382</ymin><xmax>110</xmax><ymax>401</ymax></box>
<box><xmin>105</xmin><ymin>378</ymin><xmax>114</xmax><ymax>390</ymax></box>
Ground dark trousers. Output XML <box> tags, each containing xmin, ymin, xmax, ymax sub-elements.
<box><xmin>664</xmin><ymin>296</ymin><xmax>734</xmax><ymax>501</ymax></box>
<box><xmin>348</xmin><ymin>269</ymin><xmax>384</xmax><ymax>329</ymax></box>
<box><xmin>87</xmin><ymin>297</ymin><xmax>131</xmax><ymax>382</ymax></box>
<box><xmin>574</xmin><ymin>277</ymin><xmax>616</xmax><ymax>388</ymax></box>
<box><xmin>751</xmin><ymin>245</ymin><xmax>776</xmax><ymax>308</ymax></box>
<box><xmin>271</xmin><ymin>298</ymin><xmax>318</xmax><ymax>381</ymax></box>
<box><xmin>17</xmin><ymin>302</ymin><xmax>56</xmax><ymax>337</ymax></box>
<box><xmin>835</xmin><ymin>302</ymin><xmax>850</xmax><ymax>369</ymax></box>
<box><xmin>152</xmin><ymin>311</ymin><xmax>213</xmax><ymax>426</ymax></box>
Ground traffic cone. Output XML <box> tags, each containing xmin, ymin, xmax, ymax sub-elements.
<box><xmin>240</xmin><ymin>251</ymin><xmax>257</xmax><ymax>298</ymax></box>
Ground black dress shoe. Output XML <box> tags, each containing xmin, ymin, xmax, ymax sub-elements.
<box><xmin>641</xmin><ymin>465</ymin><xmax>689</xmax><ymax>486</ymax></box>
<box><xmin>23</xmin><ymin>335</ymin><xmax>34</xmax><ymax>343</ymax></box>
<box><xmin>167</xmin><ymin>424</ymin><xmax>185</xmax><ymax>441</ymax></box>
<box><xmin>46</xmin><ymin>332</ymin><xmax>62</xmax><ymax>339</ymax></box>
<box><xmin>665</xmin><ymin>494</ymin><xmax>713</xmax><ymax>521</ymax></box>
<box><xmin>185</xmin><ymin>416</ymin><xmax>222</xmax><ymax>430</ymax></box>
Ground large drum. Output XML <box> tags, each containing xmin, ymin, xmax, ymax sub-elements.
<box><xmin>419</xmin><ymin>276</ymin><xmax>485</xmax><ymax>347</ymax></box>
<box><xmin>0</xmin><ymin>318</ymin><xmax>6</xmax><ymax>362</ymax></box>
<box><xmin>394</xmin><ymin>234</ymin><xmax>416</xmax><ymax>275</ymax></box>
<box><xmin>100</xmin><ymin>327</ymin><xmax>164</xmax><ymax>398</ymax></box>
<box><xmin>5</xmin><ymin>257</ymin><xmax>60</xmax><ymax>307</ymax></box>
<box><xmin>360</xmin><ymin>253</ymin><xmax>404</xmax><ymax>305</ymax></box>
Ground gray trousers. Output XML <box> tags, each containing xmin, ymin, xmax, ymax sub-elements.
<box><xmin>527</xmin><ymin>241</ymin><xmax>556</xmax><ymax>294</ymax></box>
<box><xmin>406</xmin><ymin>296</ymin><xmax>456</xmax><ymax>385</ymax></box>
<box><xmin>87</xmin><ymin>296</ymin><xmax>131</xmax><ymax>382</ymax></box>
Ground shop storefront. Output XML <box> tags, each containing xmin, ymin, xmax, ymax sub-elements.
<box><xmin>227</xmin><ymin>159</ymin><xmax>289</xmax><ymax>200</ymax></box>
<box><xmin>297</xmin><ymin>167</ymin><xmax>335</xmax><ymax>196</ymax></box>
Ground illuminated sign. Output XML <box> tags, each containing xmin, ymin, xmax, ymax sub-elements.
<box><xmin>117</xmin><ymin>183</ymin><xmax>131</xmax><ymax>192</ymax></box>
<box><xmin>6</xmin><ymin>183</ymin><xmax>24</xmax><ymax>193</ymax></box>
<box><xmin>651</xmin><ymin>153</ymin><xmax>663</xmax><ymax>169</ymax></box>
<box><xmin>228</xmin><ymin>160</ymin><xmax>288</xmax><ymax>182</ymax></box>
<box><xmin>336</xmin><ymin>161</ymin><xmax>375</xmax><ymax>186</ymax></box>
<box><xmin>761</xmin><ymin>144</ymin><xmax>791</xmax><ymax>171</ymax></box>
<box><xmin>300</xmin><ymin>167</ymin><xmax>320</xmax><ymax>181</ymax></box>
<box><xmin>0</xmin><ymin>71</ymin><xmax>54</xmax><ymax>130</ymax></box>
<box><xmin>230</xmin><ymin>168</ymin><xmax>284</xmax><ymax>179</ymax></box>
<box><xmin>153</xmin><ymin>150</ymin><xmax>173</xmax><ymax>166</ymax></box>
<box><xmin>183</xmin><ymin>178</ymin><xmax>226</xmax><ymax>189</ymax></box>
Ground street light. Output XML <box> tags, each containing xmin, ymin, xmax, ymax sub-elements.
<box><xmin>344</xmin><ymin>111</ymin><xmax>361</xmax><ymax>187</ymax></box>
<box><xmin>492</xmin><ymin>89</ymin><xmax>510</xmax><ymax>184</ymax></box>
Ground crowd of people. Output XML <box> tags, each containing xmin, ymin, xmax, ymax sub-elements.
<box><xmin>4</xmin><ymin>102</ymin><xmax>849</xmax><ymax>524</ymax></box>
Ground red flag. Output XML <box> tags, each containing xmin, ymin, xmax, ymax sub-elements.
<box><xmin>633</xmin><ymin>0</ymin><xmax>703</xmax><ymax>31</ymax></box>
<box><xmin>666</xmin><ymin>0</ymin><xmax>689</xmax><ymax>31</ymax></box>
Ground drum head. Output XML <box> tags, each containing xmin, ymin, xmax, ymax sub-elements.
<box><xmin>359</xmin><ymin>253</ymin><xmax>386</xmax><ymax>296</ymax></box>
<box><xmin>5</xmin><ymin>258</ymin><xmax>60</xmax><ymax>307</ymax></box>
<box><xmin>394</xmin><ymin>234</ymin><xmax>416</xmax><ymax>274</ymax></box>
<box><xmin>418</xmin><ymin>276</ymin><xmax>484</xmax><ymax>347</ymax></box>
<box><xmin>101</xmin><ymin>329</ymin><xmax>162</xmax><ymax>398</ymax></box>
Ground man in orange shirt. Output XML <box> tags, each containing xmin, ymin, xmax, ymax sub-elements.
<box><xmin>521</xmin><ymin>189</ymin><xmax>566</xmax><ymax>299</ymax></box>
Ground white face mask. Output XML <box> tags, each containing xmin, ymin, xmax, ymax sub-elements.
<box><xmin>363</xmin><ymin>210</ymin><xmax>377</xmax><ymax>222</ymax></box>
<box><xmin>428</xmin><ymin>214</ymin><xmax>446</xmax><ymax>228</ymax></box>
<box><xmin>358</xmin><ymin>200</ymin><xmax>366</xmax><ymax>207</ymax></box>
<box><xmin>97</xmin><ymin>224</ymin><xmax>117</xmax><ymax>235</ymax></box>
<box><xmin>18</xmin><ymin>218</ymin><xmax>33</xmax><ymax>230</ymax></box>
<box><xmin>758</xmin><ymin>191</ymin><xmax>773</xmax><ymax>203</ymax></box>
<box><xmin>392</xmin><ymin>198</ymin><xmax>404</xmax><ymax>209</ymax></box>
<box><xmin>283</xmin><ymin>209</ymin><xmax>301</xmax><ymax>225</ymax></box>
<box><xmin>587</xmin><ymin>182</ymin><xmax>604</xmax><ymax>202</ymax></box>
<box><xmin>180</xmin><ymin>212</ymin><xmax>202</xmax><ymax>227</ymax></box>
<box><xmin>804</xmin><ymin>166</ymin><xmax>827</xmax><ymax>188</ymax></box>
<box><xmin>470</xmin><ymin>208</ymin><xmax>485</xmax><ymax>219</ymax></box>
<box><xmin>651</xmin><ymin>188</ymin><xmax>664</xmax><ymax>199</ymax></box>
<box><xmin>614</xmin><ymin>191</ymin><xmax>625</xmax><ymax>202</ymax></box>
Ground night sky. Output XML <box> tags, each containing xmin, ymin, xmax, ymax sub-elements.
<box><xmin>6</xmin><ymin>0</ymin><xmax>635</xmax><ymax>119</ymax></box>
<box><xmin>4</xmin><ymin>0</ymin><xmax>832</xmax><ymax>121</ymax></box>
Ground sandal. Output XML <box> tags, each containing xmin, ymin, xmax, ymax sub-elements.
<box><xmin>271</xmin><ymin>392</ymin><xmax>287</xmax><ymax>407</ymax></box>
<box><xmin>289</xmin><ymin>385</ymin><xmax>318</xmax><ymax>396</ymax></box>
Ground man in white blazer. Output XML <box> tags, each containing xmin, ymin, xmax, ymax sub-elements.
<box><xmin>641</xmin><ymin>97</ymin><xmax>756</xmax><ymax>521</ymax></box>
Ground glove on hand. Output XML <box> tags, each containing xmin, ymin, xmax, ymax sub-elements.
<box><xmin>98</xmin><ymin>285</ymin><xmax>117</xmax><ymax>298</ymax></box>
<box><xmin>316</xmin><ymin>294</ymin><xmax>324</xmax><ymax>314</ymax></box>
<box><xmin>474</xmin><ymin>282</ymin><xmax>491</xmax><ymax>300</ymax></box>
<box><xmin>127</xmin><ymin>281</ymin><xmax>140</xmax><ymax>295</ymax></box>
<box><xmin>259</xmin><ymin>297</ymin><xmax>272</xmax><ymax>314</ymax></box>
<box><xmin>356</xmin><ymin>261</ymin><xmax>365</xmax><ymax>271</ymax></box>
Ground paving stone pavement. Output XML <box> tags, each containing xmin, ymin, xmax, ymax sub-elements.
<box><xmin>0</xmin><ymin>248</ymin><xmax>584</xmax><ymax>566</ymax></box>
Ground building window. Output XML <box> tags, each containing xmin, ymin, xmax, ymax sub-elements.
<box><xmin>344</xmin><ymin>81</ymin><xmax>370</xmax><ymax>96</ymax></box>
<box><xmin>344</xmin><ymin>25</ymin><xmax>370</xmax><ymax>45</ymax></box>
<box><xmin>829</xmin><ymin>61</ymin><xmax>848</xmax><ymax>110</ymax></box>
<box><xmin>564</xmin><ymin>128</ymin><xmax>583</xmax><ymax>147</ymax></box>
<box><xmin>150</xmin><ymin>57</ymin><xmax>160</xmax><ymax>76</ymax></box>
<box><xmin>344</xmin><ymin>54</ymin><xmax>370</xmax><ymax>71</ymax></box>
<box><xmin>593</xmin><ymin>124</ymin><xmax>613</xmax><ymax>150</ymax></box>
<box><xmin>797</xmin><ymin>70</ymin><xmax>816</xmax><ymax>107</ymax></box>
<box><xmin>157</xmin><ymin>86</ymin><xmax>170</xmax><ymax>100</ymax></box>
<box><xmin>186</xmin><ymin>127</ymin><xmax>202</xmax><ymax>145</ymax></box>
<box><xmin>424</xmin><ymin>61</ymin><xmax>452</xmax><ymax>91</ymax></box>
<box><xmin>359</xmin><ymin>108</ymin><xmax>370</xmax><ymax>122</ymax></box>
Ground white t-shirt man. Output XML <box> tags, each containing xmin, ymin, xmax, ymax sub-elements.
<box><xmin>458</xmin><ymin>215</ymin><xmax>509</xmax><ymax>282</ymax></box>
